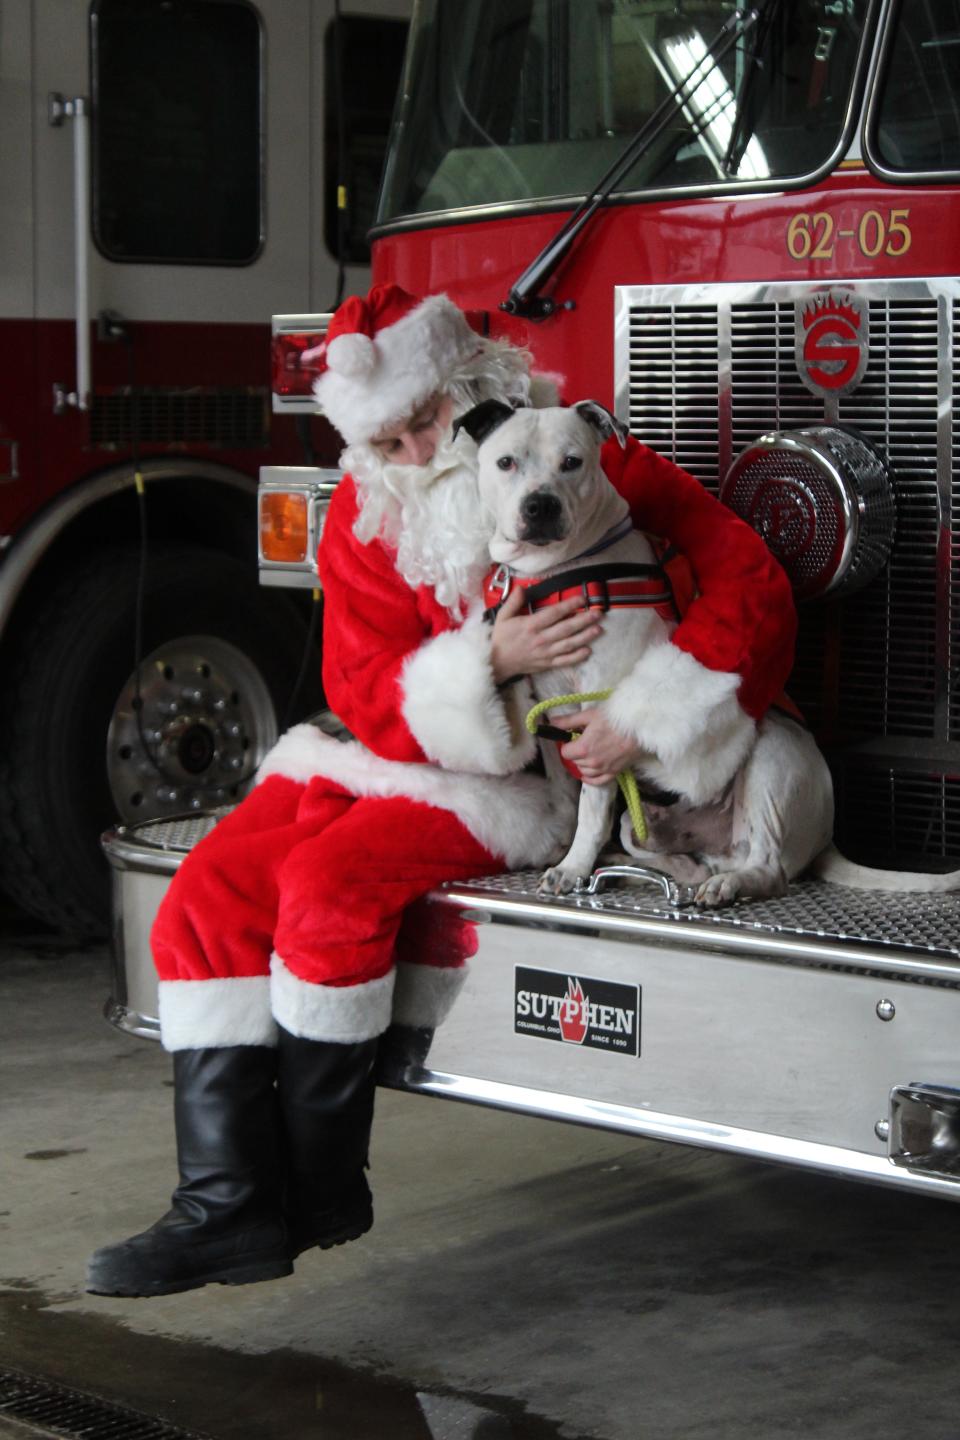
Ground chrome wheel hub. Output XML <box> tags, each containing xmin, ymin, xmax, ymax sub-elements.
<box><xmin>107</xmin><ymin>636</ymin><xmax>278</xmax><ymax>822</ymax></box>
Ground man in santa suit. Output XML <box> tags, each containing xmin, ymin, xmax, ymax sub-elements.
<box><xmin>87</xmin><ymin>285</ymin><xmax>796</xmax><ymax>1297</ymax></box>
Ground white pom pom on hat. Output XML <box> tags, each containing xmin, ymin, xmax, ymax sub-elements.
<box><xmin>326</xmin><ymin>330</ymin><xmax>376</xmax><ymax>379</ymax></box>
<box><xmin>314</xmin><ymin>284</ymin><xmax>482</xmax><ymax>446</ymax></box>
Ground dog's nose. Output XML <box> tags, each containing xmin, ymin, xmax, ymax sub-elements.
<box><xmin>520</xmin><ymin>490</ymin><xmax>562</xmax><ymax>525</ymax></box>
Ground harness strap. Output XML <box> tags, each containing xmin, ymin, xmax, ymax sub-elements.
<box><xmin>483</xmin><ymin>560</ymin><xmax>679</xmax><ymax>623</ymax></box>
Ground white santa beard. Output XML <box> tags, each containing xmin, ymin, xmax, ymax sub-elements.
<box><xmin>345</xmin><ymin>430</ymin><xmax>493</xmax><ymax>617</ymax></box>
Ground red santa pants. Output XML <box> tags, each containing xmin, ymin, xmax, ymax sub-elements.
<box><xmin>152</xmin><ymin>773</ymin><xmax>502</xmax><ymax>1051</ymax></box>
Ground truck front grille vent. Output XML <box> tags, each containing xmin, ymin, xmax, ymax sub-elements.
<box><xmin>628</xmin><ymin>306</ymin><xmax>721</xmax><ymax>491</ymax></box>
<box><xmin>623</xmin><ymin>280</ymin><xmax>959</xmax><ymax>864</ymax></box>
<box><xmin>91</xmin><ymin>388</ymin><xmax>269</xmax><ymax>449</ymax></box>
<box><xmin>0</xmin><ymin>1366</ymin><xmax>211</xmax><ymax>1440</ymax></box>
<box><xmin>952</xmin><ymin>298</ymin><xmax>960</xmax><ymax>744</ymax></box>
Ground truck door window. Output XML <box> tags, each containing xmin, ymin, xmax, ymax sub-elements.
<box><xmin>377</xmin><ymin>0</ymin><xmax>869</xmax><ymax>223</ymax></box>
<box><xmin>91</xmin><ymin>0</ymin><xmax>262</xmax><ymax>265</ymax></box>
<box><xmin>323</xmin><ymin>15</ymin><xmax>409</xmax><ymax>263</ymax></box>
<box><xmin>870</xmin><ymin>0</ymin><xmax>960</xmax><ymax>175</ymax></box>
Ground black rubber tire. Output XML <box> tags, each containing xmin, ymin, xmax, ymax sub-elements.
<box><xmin>0</xmin><ymin>545</ymin><xmax>320</xmax><ymax>937</ymax></box>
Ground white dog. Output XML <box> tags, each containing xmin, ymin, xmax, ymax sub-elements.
<box><xmin>456</xmin><ymin>399</ymin><xmax>959</xmax><ymax>906</ymax></box>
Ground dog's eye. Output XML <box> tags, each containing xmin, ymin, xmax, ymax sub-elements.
<box><xmin>496</xmin><ymin>455</ymin><xmax>516</xmax><ymax>472</ymax></box>
<box><xmin>560</xmin><ymin>455</ymin><xmax>583</xmax><ymax>472</ymax></box>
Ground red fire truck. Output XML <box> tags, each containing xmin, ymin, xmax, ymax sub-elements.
<box><xmin>0</xmin><ymin>0</ymin><xmax>408</xmax><ymax>935</ymax></box>
<box><xmin>109</xmin><ymin>0</ymin><xmax>960</xmax><ymax>1200</ymax></box>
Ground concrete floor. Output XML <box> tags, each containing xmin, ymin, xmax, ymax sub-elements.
<box><xmin>2</xmin><ymin>906</ymin><xmax>960</xmax><ymax>1440</ymax></box>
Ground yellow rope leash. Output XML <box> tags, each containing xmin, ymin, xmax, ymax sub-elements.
<box><xmin>524</xmin><ymin>692</ymin><xmax>647</xmax><ymax>844</ymax></box>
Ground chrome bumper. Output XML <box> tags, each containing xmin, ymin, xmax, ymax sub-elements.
<box><xmin>102</xmin><ymin>819</ymin><xmax>960</xmax><ymax>1198</ymax></box>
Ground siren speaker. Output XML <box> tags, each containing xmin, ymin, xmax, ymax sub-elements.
<box><xmin>720</xmin><ymin>425</ymin><xmax>896</xmax><ymax>600</ymax></box>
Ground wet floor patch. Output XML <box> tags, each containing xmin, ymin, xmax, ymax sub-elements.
<box><xmin>0</xmin><ymin>1285</ymin><xmax>593</xmax><ymax>1440</ymax></box>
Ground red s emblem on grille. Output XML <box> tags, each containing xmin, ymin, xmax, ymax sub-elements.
<box><xmin>796</xmin><ymin>291</ymin><xmax>869</xmax><ymax>397</ymax></box>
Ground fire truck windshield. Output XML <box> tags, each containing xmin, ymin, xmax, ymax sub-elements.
<box><xmin>378</xmin><ymin>0</ymin><xmax>869</xmax><ymax>225</ymax></box>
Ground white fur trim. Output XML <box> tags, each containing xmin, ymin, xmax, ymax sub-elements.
<box><xmin>315</xmin><ymin>295</ymin><xmax>478</xmax><ymax>445</ymax></box>
<box><xmin>392</xmin><ymin>961</ymin><xmax>468</xmax><ymax>1029</ymax></box>
<box><xmin>157</xmin><ymin>977</ymin><xmax>277</xmax><ymax>1053</ymax></box>
<box><xmin>400</xmin><ymin>610</ymin><xmax>537</xmax><ymax>775</ymax></box>
<box><xmin>256</xmin><ymin>724</ymin><xmax>575</xmax><ymax>868</ymax></box>
<box><xmin>328</xmin><ymin>331</ymin><xmax>375</xmax><ymax>378</ymax></box>
<box><xmin>270</xmin><ymin>953</ymin><xmax>395</xmax><ymax>1042</ymax></box>
<box><xmin>605</xmin><ymin>642</ymin><xmax>756</xmax><ymax>806</ymax></box>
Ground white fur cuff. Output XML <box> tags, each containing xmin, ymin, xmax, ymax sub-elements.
<box><xmin>605</xmin><ymin>642</ymin><xmax>756</xmax><ymax>805</ymax></box>
<box><xmin>270</xmin><ymin>953</ymin><xmax>395</xmax><ymax>1042</ymax></box>
<box><xmin>158</xmin><ymin>977</ymin><xmax>277</xmax><ymax>1053</ymax></box>
<box><xmin>392</xmin><ymin>961</ymin><xmax>468</xmax><ymax>1029</ymax></box>
<box><xmin>400</xmin><ymin>616</ymin><xmax>536</xmax><ymax>775</ymax></box>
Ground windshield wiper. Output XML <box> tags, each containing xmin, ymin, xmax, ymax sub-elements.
<box><xmin>721</xmin><ymin>0</ymin><xmax>782</xmax><ymax>177</ymax></box>
<box><xmin>500</xmin><ymin>6</ymin><xmax>760</xmax><ymax>320</ymax></box>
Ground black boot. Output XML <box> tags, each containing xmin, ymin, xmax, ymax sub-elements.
<box><xmin>276</xmin><ymin>1026</ymin><xmax>378</xmax><ymax>1259</ymax></box>
<box><xmin>86</xmin><ymin>1046</ymin><xmax>292</xmax><ymax>1297</ymax></box>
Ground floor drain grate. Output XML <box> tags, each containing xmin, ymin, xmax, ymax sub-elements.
<box><xmin>0</xmin><ymin>1367</ymin><xmax>213</xmax><ymax>1439</ymax></box>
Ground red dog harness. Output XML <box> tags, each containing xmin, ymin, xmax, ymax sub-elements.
<box><xmin>482</xmin><ymin>560</ymin><xmax>680</xmax><ymax>623</ymax></box>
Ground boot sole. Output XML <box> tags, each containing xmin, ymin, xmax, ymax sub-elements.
<box><xmin>86</xmin><ymin>1254</ymin><xmax>293</xmax><ymax>1298</ymax></box>
<box><xmin>292</xmin><ymin>1209</ymin><xmax>373</xmax><ymax>1260</ymax></box>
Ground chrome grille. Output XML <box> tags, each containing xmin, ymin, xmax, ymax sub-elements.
<box><xmin>625</xmin><ymin>306</ymin><xmax>721</xmax><ymax>490</ymax></box>
<box><xmin>616</xmin><ymin>279</ymin><xmax>959</xmax><ymax>866</ymax></box>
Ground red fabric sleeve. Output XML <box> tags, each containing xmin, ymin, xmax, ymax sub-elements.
<box><xmin>317</xmin><ymin>478</ymin><xmax>432</xmax><ymax>763</ymax></box>
<box><xmin>602</xmin><ymin>435</ymin><xmax>797</xmax><ymax>720</ymax></box>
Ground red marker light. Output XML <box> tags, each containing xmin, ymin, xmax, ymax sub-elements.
<box><xmin>270</xmin><ymin>332</ymin><xmax>327</xmax><ymax>400</ymax></box>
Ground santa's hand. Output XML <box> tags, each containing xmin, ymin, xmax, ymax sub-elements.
<box><xmin>490</xmin><ymin>589</ymin><xmax>602</xmax><ymax>684</ymax></box>
<box><xmin>560</xmin><ymin>709</ymin><xmax>648</xmax><ymax>785</ymax></box>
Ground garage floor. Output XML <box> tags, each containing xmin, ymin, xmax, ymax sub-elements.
<box><xmin>2</xmin><ymin>908</ymin><xmax>960</xmax><ymax>1440</ymax></box>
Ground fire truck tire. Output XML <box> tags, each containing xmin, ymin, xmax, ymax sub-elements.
<box><xmin>0</xmin><ymin>544</ymin><xmax>321</xmax><ymax>938</ymax></box>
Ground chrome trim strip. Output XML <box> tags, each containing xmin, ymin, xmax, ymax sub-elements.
<box><xmin>717</xmin><ymin>298</ymin><xmax>732</xmax><ymax>480</ymax></box>
<box><xmin>433</xmin><ymin>886</ymin><xmax>960</xmax><ymax>987</ymax></box>
<box><xmin>48</xmin><ymin>94</ymin><xmax>92</xmax><ymax>409</ymax></box>
<box><xmin>612</xmin><ymin>290</ymin><xmax>631</xmax><ymax>429</ymax></box>
<box><xmin>862</xmin><ymin>0</ymin><xmax>960</xmax><ymax>185</ymax></box>
<box><xmin>102</xmin><ymin>828</ymin><xmax>190</xmax><ymax>877</ymax></box>
<box><xmin>386</xmin><ymin>1068</ymin><xmax>960</xmax><ymax>1201</ymax></box>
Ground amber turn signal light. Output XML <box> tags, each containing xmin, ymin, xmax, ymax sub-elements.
<box><xmin>260</xmin><ymin>491</ymin><xmax>309</xmax><ymax>563</ymax></box>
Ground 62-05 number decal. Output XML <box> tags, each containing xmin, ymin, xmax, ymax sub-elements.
<box><xmin>787</xmin><ymin>209</ymin><xmax>912</xmax><ymax>262</ymax></box>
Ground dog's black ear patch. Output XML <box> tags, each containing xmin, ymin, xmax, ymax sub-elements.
<box><xmin>573</xmin><ymin>400</ymin><xmax>629</xmax><ymax>449</ymax></box>
<box><xmin>452</xmin><ymin>399</ymin><xmax>517</xmax><ymax>447</ymax></box>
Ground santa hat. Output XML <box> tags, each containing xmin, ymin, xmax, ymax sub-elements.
<box><xmin>313</xmin><ymin>285</ymin><xmax>483</xmax><ymax>445</ymax></box>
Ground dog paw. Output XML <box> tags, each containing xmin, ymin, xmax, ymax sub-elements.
<box><xmin>538</xmin><ymin>866</ymin><xmax>580</xmax><ymax>896</ymax></box>
<box><xmin>694</xmin><ymin>873</ymin><xmax>741</xmax><ymax>908</ymax></box>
